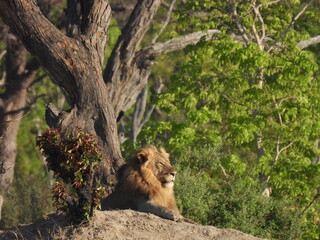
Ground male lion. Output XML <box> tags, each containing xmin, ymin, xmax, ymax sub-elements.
<box><xmin>101</xmin><ymin>145</ymin><xmax>183</xmax><ymax>221</ymax></box>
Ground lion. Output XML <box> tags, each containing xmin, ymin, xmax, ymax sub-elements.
<box><xmin>101</xmin><ymin>145</ymin><xmax>184</xmax><ymax>221</ymax></box>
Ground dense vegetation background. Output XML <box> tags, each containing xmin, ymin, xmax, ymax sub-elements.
<box><xmin>1</xmin><ymin>1</ymin><xmax>320</xmax><ymax>240</ymax></box>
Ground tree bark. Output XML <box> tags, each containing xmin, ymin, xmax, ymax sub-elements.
<box><xmin>0</xmin><ymin>0</ymin><xmax>123</xmax><ymax>191</ymax></box>
<box><xmin>0</xmin><ymin>33</ymin><xmax>39</xmax><ymax>188</ymax></box>
<box><xmin>0</xmin><ymin>0</ymin><xmax>223</xmax><ymax>192</ymax></box>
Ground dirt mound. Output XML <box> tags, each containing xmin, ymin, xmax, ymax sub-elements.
<box><xmin>0</xmin><ymin>210</ymin><xmax>267</xmax><ymax>240</ymax></box>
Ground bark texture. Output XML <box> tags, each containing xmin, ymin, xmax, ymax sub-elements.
<box><xmin>0</xmin><ymin>33</ymin><xmax>39</xmax><ymax>188</ymax></box>
<box><xmin>0</xmin><ymin>0</ymin><xmax>220</xmax><ymax>191</ymax></box>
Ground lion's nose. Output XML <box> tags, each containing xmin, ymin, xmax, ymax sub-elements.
<box><xmin>170</xmin><ymin>172</ymin><xmax>176</xmax><ymax>177</ymax></box>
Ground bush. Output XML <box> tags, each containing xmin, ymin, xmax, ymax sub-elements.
<box><xmin>173</xmin><ymin>145</ymin><xmax>304</xmax><ymax>240</ymax></box>
<box><xmin>208</xmin><ymin>180</ymin><xmax>302</xmax><ymax>240</ymax></box>
<box><xmin>36</xmin><ymin>128</ymin><xmax>107</xmax><ymax>222</ymax></box>
<box><xmin>0</xmin><ymin>175</ymin><xmax>53</xmax><ymax>228</ymax></box>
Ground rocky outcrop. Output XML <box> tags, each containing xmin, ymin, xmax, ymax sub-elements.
<box><xmin>0</xmin><ymin>210</ymin><xmax>267</xmax><ymax>240</ymax></box>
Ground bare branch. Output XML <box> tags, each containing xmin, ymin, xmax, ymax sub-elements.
<box><xmin>28</xmin><ymin>74</ymin><xmax>47</xmax><ymax>88</ymax></box>
<box><xmin>277</xmin><ymin>141</ymin><xmax>294</xmax><ymax>158</ymax></box>
<box><xmin>151</xmin><ymin>0</ymin><xmax>177</xmax><ymax>44</ymax></box>
<box><xmin>218</xmin><ymin>163</ymin><xmax>228</xmax><ymax>179</ymax></box>
<box><xmin>103</xmin><ymin>0</ymin><xmax>162</xmax><ymax>112</ymax></box>
<box><xmin>218</xmin><ymin>91</ymin><xmax>246</xmax><ymax>107</ymax></box>
<box><xmin>252</xmin><ymin>1</ymin><xmax>266</xmax><ymax>50</ymax></box>
<box><xmin>0</xmin><ymin>0</ymin><xmax>80</xmax><ymax>102</ymax></box>
<box><xmin>0</xmin><ymin>50</ymin><xmax>6</xmax><ymax>87</ymax></box>
<box><xmin>300</xmin><ymin>189</ymin><xmax>320</xmax><ymax>215</ymax></box>
<box><xmin>230</xmin><ymin>0</ymin><xmax>250</xmax><ymax>45</ymax></box>
<box><xmin>0</xmin><ymin>72</ymin><xmax>6</xmax><ymax>88</ymax></box>
<box><xmin>267</xmin><ymin>0</ymin><xmax>314</xmax><ymax>53</ymax></box>
<box><xmin>138</xmin><ymin>30</ymin><xmax>221</xmax><ymax>63</ymax></box>
<box><xmin>104</xmin><ymin>0</ymin><xmax>162</xmax><ymax>80</ymax></box>
<box><xmin>257</xmin><ymin>0</ymin><xmax>280</xmax><ymax>8</ymax></box>
<box><xmin>131</xmin><ymin>86</ymin><xmax>148</xmax><ymax>142</ymax></box>
<box><xmin>270</xmin><ymin>135</ymin><xmax>294</xmax><ymax>177</ymax></box>
<box><xmin>0</xmin><ymin>50</ymin><xmax>6</xmax><ymax>61</ymax></box>
<box><xmin>130</xmin><ymin>79</ymin><xmax>163</xmax><ymax>142</ymax></box>
<box><xmin>298</xmin><ymin>35</ymin><xmax>320</xmax><ymax>49</ymax></box>
<box><xmin>81</xmin><ymin>0</ymin><xmax>112</xmax><ymax>66</ymax></box>
<box><xmin>140</xmin><ymin>80</ymin><xmax>163</xmax><ymax>128</ymax></box>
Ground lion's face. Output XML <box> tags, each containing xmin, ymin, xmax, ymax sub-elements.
<box><xmin>136</xmin><ymin>145</ymin><xmax>177</xmax><ymax>188</ymax></box>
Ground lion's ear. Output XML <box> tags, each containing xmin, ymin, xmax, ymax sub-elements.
<box><xmin>159</xmin><ymin>147</ymin><xmax>170</xmax><ymax>159</ymax></box>
<box><xmin>136</xmin><ymin>148</ymin><xmax>155</xmax><ymax>164</ymax></box>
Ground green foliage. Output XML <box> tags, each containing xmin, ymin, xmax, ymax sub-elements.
<box><xmin>104</xmin><ymin>18</ymin><xmax>121</xmax><ymax>65</ymax></box>
<box><xmin>0</xmin><ymin>175</ymin><xmax>54</xmax><ymax>228</ymax></box>
<box><xmin>208</xmin><ymin>180</ymin><xmax>302</xmax><ymax>240</ymax></box>
<box><xmin>138</xmin><ymin>1</ymin><xmax>320</xmax><ymax>239</ymax></box>
<box><xmin>36</xmin><ymin>128</ymin><xmax>106</xmax><ymax>222</ymax></box>
<box><xmin>16</xmin><ymin>75</ymin><xmax>68</xmax><ymax>177</ymax></box>
<box><xmin>173</xmin><ymin>145</ymin><xmax>305</xmax><ymax>240</ymax></box>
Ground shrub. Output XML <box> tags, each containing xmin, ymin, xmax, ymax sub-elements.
<box><xmin>174</xmin><ymin>145</ymin><xmax>304</xmax><ymax>240</ymax></box>
<box><xmin>36</xmin><ymin>128</ymin><xmax>106</xmax><ymax>222</ymax></box>
<box><xmin>208</xmin><ymin>180</ymin><xmax>302</xmax><ymax>240</ymax></box>
<box><xmin>0</xmin><ymin>175</ymin><xmax>53</xmax><ymax>228</ymax></box>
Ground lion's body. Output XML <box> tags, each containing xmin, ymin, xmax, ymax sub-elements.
<box><xmin>101</xmin><ymin>145</ymin><xmax>181</xmax><ymax>221</ymax></box>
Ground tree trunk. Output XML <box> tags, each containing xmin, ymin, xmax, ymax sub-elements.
<box><xmin>0</xmin><ymin>0</ymin><xmax>221</xmax><ymax>192</ymax></box>
<box><xmin>0</xmin><ymin>34</ymin><xmax>38</xmax><ymax>189</ymax></box>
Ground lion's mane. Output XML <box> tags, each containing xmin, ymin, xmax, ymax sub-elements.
<box><xmin>101</xmin><ymin>145</ymin><xmax>180</xmax><ymax>220</ymax></box>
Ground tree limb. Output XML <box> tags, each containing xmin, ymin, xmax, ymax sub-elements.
<box><xmin>298</xmin><ymin>35</ymin><xmax>320</xmax><ymax>49</ymax></box>
<box><xmin>0</xmin><ymin>0</ymin><xmax>79</xmax><ymax>102</ymax></box>
<box><xmin>252</xmin><ymin>1</ymin><xmax>266</xmax><ymax>50</ymax></box>
<box><xmin>267</xmin><ymin>0</ymin><xmax>314</xmax><ymax>53</ymax></box>
<box><xmin>0</xmin><ymin>50</ymin><xmax>6</xmax><ymax>87</ymax></box>
<box><xmin>104</xmin><ymin>0</ymin><xmax>162</xmax><ymax>82</ymax></box>
<box><xmin>151</xmin><ymin>0</ymin><xmax>176</xmax><ymax>44</ymax></box>
<box><xmin>230</xmin><ymin>0</ymin><xmax>250</xmax><ymax>45</ymax></box>
<box><xmin>138</xmin><ymin>30</ymin><xmax>221</xmax><ymax>65</ymax></box>
<box><xmin>130</xmin><ymin>79</ymin><xmax>164</xmax><ymax>142</ymax></box>
<box><xmin>81</xmin><ymin>0</ymin><xmax>112</xmax><ymax>67</ymax></box>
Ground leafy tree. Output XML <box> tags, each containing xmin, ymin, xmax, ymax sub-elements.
<box><xmin>140</xmin><ymin>0</ymin><xmax>320</xmax><ymax>238</ymax></box>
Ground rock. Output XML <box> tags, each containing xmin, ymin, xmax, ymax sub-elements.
<box><xmin>0</xmin><ymin>210</ymin><xmax>267</xmax><ymax>240</ymax></box>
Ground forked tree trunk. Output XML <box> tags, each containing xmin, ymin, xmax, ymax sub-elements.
<box><xmin>0</xmin><ymin>0</ymin><xmax>221</xmax><ymax>191</ymax></box>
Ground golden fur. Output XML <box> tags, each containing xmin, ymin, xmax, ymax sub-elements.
<box><xmin>101</xmin><ymin>145</ymin><xmax>181</xmax><ymax>221</ymax></box>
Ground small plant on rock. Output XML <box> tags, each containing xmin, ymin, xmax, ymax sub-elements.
<box><xmin>36</xmin><ymin>128</ymin><xmax>107</xmax><ymax>222</ymax></box>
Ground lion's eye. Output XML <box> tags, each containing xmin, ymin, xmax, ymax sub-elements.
<box><xmin>158</xmin><ymin>162</ymin><xmax>165</xmax><ymax>167</ymax></box>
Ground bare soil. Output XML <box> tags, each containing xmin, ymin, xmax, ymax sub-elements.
<box><xmin>0</xmin><ymin>210</ymin><xmax>267</xmax><ymax>240</ymax></box>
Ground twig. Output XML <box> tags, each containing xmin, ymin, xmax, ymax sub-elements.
<box><xmin>257</xmin><ymin>0</ymin><xmax>281</xmax><ymax>8</ymax></box>
<box><xmin>152</xmin><ymin>0</ymin><xmax>176</xmax><ymax>44</ymax></box>
<box><xmin>0</xmin><ymin>50</ymin><xmax>6</xmax><ymax>87</ymax></box>
<box><xmin>218</xmin><ymin>163</ymin><xmax>228</xmax><ymax>178</ymax></box>
<box><xmin>5</xmin><ymin>94</ymin><xmax>47</xmax><ymax>116</ymax></box>
<box><xmin>0</xmin><ymin>49</ymin><xmax>6</xmax><ymax>60</ymax></box>
<box><xmin>28</xmin><ymin>74</ymin><xmax>46</xmax><ymax>88</ymax></box>
<box><xmin>218</xmin><ymin>91</ymin><xmax>246</xmax><ymax>107</ymax></box>
<box><xmin>230</xmin><ymin>0</ymin><xmax>250</xmax><ymax>45</ymax></box>
<box><xmin>252</xmin><ymin>1</ymin><xmax>266</xmax><ymax>50</ymax></box>
<box><xmin>0</xmin><ymin>71</ymin><xmax>6</xmax><ymax>87</ymax></box>
<box><xmin>300</xmin><ymin>192</ymin><xmax>320</xmax><ymax>216</ymax></box>
<box><xmin>267</xmin><ymin>0</ymin><xmax>314</xmax><ymax>53</ymax></box>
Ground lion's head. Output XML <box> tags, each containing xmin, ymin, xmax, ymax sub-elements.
<box><xmin>134</xmin><ymin>145</ymin><xmax>177</xmax><ymax>188</ymax></box>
